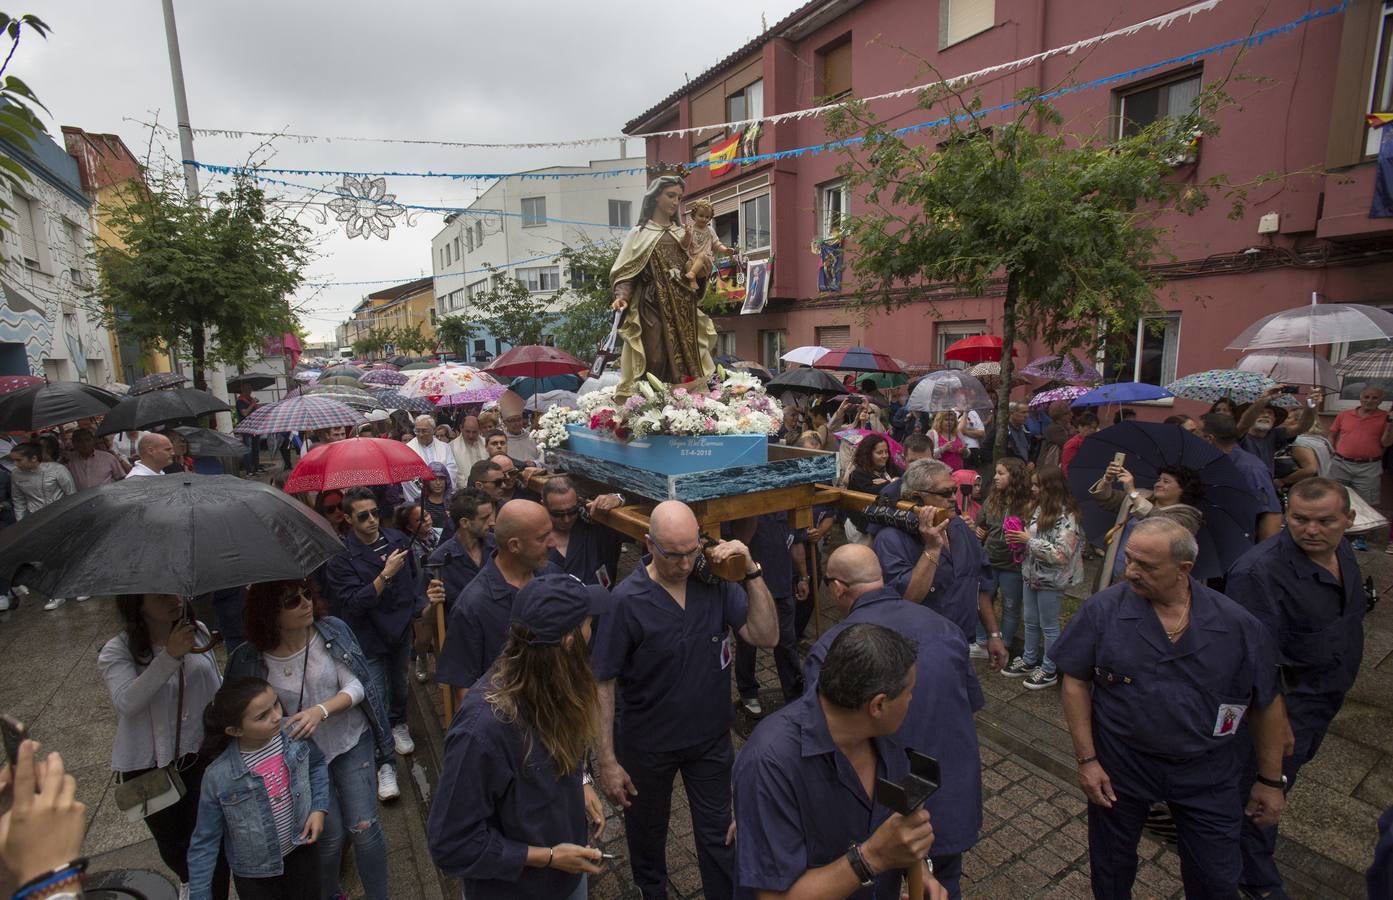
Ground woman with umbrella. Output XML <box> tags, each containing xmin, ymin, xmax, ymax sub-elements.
<box><xmin>926</xmin><ymin>411</ymin><xmax>968</xmax><ymax>471</ymax></box>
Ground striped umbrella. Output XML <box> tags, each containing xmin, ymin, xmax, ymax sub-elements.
<box><xmin>1334</xmin><ymin>345</ymin><xmax>1393</xmax><ymax>381</ymax></box>
<box><xmin>368</xmin><ymin>389</ymin><xmax>435</xmax><ymax>414</ymax></box>
<box><xmin>1165</xmin><ymin>370</ymin><xmax>1276</xmax><ymax>405</ymax></box>
<box><xmin>361</xmin><ymin>369</ymin><xmax>409</xmax><ymax>387</ymax></box>
<box><xmin>1028</xmin><ymin>385</ymin><xmax>1091</xmax><ymax>407</ymax></box>
<box><xmin>302</xmin><ymin>385</ymin><xmax>381</xmax><ymax>413</ymax></box>
<box><xmin>233</xmin><ymin>396</ymin><xmax>364</xmax><ymax>435</ymax></box>
<box><xmin>813</xmin><ymin>346</ymin><xmax>904</xmax><ymax>374</ymax></box>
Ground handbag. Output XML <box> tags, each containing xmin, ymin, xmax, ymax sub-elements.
<box><xmin>114</xmin><ymin>667</ymin><xmax>187</xmax><ymax>822</ymax></box>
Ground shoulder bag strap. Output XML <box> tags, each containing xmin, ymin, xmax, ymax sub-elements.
<box><xmin>173</xmin><ymin>664</ymin><xmax>185</xmax><ymax>765</ymax></box>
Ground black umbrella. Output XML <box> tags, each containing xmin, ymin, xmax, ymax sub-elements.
<box><xmin>0</xmin><ymin>381</ymin><xmax>123</xmax><ymax>431</ymax></box>
<box><xmin>0</xmin><ymin>474</ymin><xmax>344</xmax><ymax>597</ymax></box>
<box><xmin>767</xmin><ymin>367</ymin><xmax>851</xmax><ymax>396</ymax></box>
<box><xmin>128</xmin><ymin>372</ymin><xmax>188</xmax><ymax>395</ymax></box>
<box><xmin>226</xmin><ymin>374</ymin><xmax>277</xmax><ymax>392</ymax></box>
<box><xmin>96</xmin><ymin>388</ymin><xmax>233</xmax><ymax>436</ymax></box>
<box><xmin>174</xmin><ymin>426</ymin><xmax>249</xmax><ymax>458</ymax></box>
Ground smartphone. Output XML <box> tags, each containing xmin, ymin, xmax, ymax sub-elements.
<box><xmin>1111</xmin><ymin>452</ymin><xmax>1126</xmax><ymax>468</ymax></box>
<box><xmin>1</xmin><ymin>714</ymin><xmax>27</xmax><ymax>766</ymax></box>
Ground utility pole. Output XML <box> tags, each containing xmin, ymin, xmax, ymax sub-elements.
<box><xmin>160</xmin><ymin>0</ymin><xmax>233</xmax><ymax>432</ymax></box>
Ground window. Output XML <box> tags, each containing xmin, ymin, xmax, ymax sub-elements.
<box><xmin>453</xmin><ymin>237</ymin><xmax>460</xmax><ymax>259</ymax></box>
<box><xmin>935</xmin><ymin>321</ymin><xmax>986</xmax><ymax>369</ymax></box>
<box><xmin>521</xmin><ymin>197</ymin><xmax>546</xmax><ymax>227</ymax></box>
<box><xmin>817</xmin><ymin>181</ymin><xmax>849</xmax><ymax>239</ymax></box>
<box><xmin>439</xmin><ymin>247</ymin><xmax>448</xmax><ymax>269</ymax></box>
<box><xmin>715</xmin><ymin>333</ymin><xmax>737</xmax><ymax>358</ymax></box>
<box><xmin>517</xmin><ymin>265</ymin><xmax>561</xmax><ymax>292</ymax></box>
<box><xmin>816</xmin><ymin>325</ymin><xmax>852</xmax><ymax>349</ymax></box>
<box><xmin>430</xmin><ymin>309</ymin><xmax>437</xmax><ymax>325</ymax></box>
<box><xmin>726</xmin><ymin>80</ymin><xmax>763</xmax><ymax>125</ymax></box>
<box><xmin>11</xmin><ymin>193</ymin><xmax>40</xmax><ymax>268</ymax></box>
<box><xmin>741</xmin><ymin>193</ymin><xmax>771</xmax><ymax>251</ymax></box>
<box><xmin>940</xmin><ymin>0</ymin><xmax>994</xmax><ymax>48</ymax></box>
<box><xmin>1104</xmin><ymin>315</ymin><xmax>1181</xmax><ymax>386</ymax></box>
<box><xmin>759</xmin><ymin>330</ymin><xmax>787</xmax><ymax>370</ymax></box>
<box><xmin>450</xmin><ymin>289</ymin><xmax>464</xmax><ymax>311</ymax></box>
<box><xmin>466</xmin><ymin>279</ymin><xmax>489</xmax><ymax>302</ymax></box>
<box><xmin>474</xmin><ymin>221</ymin><xmax>484</xmax><ymax>246</ymax></box>
<box><xmin>1366</xmin><ymin>2</ymin><xmax>1393</xmax><ymax>155</ymax></box>
<box><xmin>820</xmin><ymin>40</ymin><xmax>852</xmax><ymax>99</ymax></box>
<box><xmin>465</xmin><ymin>227</ymin><xmax>474</xmax><ymax>252</ymax></box>
<box><xmin>608</xmin><ymin>199</ymin><xmax>632</xmax><ymax>228</ymax></box>
<box><xmin>1116</xmin><ymin>71</ymin><xmax>1202</xmax><ymax>140</ymax></box>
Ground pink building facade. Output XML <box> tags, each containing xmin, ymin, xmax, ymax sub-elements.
<box><xmin>623</xmin><ymin>0</ymin><xmax>1393</xmax><ymax>418</ymax></box>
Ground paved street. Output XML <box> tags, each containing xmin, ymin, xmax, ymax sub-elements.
<box><xmin>4</xmin><ymin>529</ymin><xmax>1388</xmax><ymax>899</ymax></box>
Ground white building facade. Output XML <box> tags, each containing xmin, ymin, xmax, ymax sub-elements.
<box><xmin>429</xmin><ymin>155</ymin><xmax>645</xmax><ymax>361</ymax></box>
<box><xmin>0</xmin><ymin>131</ymin><xmax>112</xmax><ymax>384</ymax></box>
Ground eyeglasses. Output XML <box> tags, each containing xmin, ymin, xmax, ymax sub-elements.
<box><xmin>281</xmin><ymin>589</ymin><xmax>311</xmax><ymax>609</ymax></box>
<box><xmin>354</xmin><ymin>508</ymin><xmax>380</xmax><ymax>522</ymax></box>
<box><xmin>822</xmin><ymin>574</ymin><xmax>846</xmax><ymax>588</ymax></box>
<box><xmin>649</xmin><ymin>537</ymin><xmax>702</xmax><ymax>561</ymax></box>
<box><xmin>548</xmin><ymin>506</ymin><xmax>582</xmax><ymax>519</ymax></box>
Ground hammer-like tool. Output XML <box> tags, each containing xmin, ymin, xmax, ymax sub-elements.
<box><xmin>873</xmin><ymin>749</ymin><xmax>941</xmax><ymax>900</ymax></box>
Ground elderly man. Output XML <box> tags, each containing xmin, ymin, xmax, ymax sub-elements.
<box><xmin>1001</xmin><ymin>402</ymin><xmax>1035</xmax><ymax>463</ymax></box>
<box><xmin>1237</xmin><ymin>386</ymin><xmax>1317</xmax><ymax>476</ymax></box>
<box><xmin>1225</xmin><ymin>478</ymin><xmax>1367</xmax><ymax>898</ymax></box>
<box><xmin>1052</xmin><ymin>517</ymin><xmax>1288</xmax><ymax>900</ymax></box>
<box><xmin>447</xmin><ymin>415</ymin><xmax>488</xmax><ymax>476</ymax></box>
<box><xmin>541</xmin><ymin>475</ymin><xmax>625</xmax><ymax>586</ymax></box>
<box><xmin>403</xmin><ymin>414</ymin><xmax>458</xmax><ymax>502</ymax></box>
<box><xmin>66</xmin><ymin>428</ymin><xmax>126</xmax><ymax>490</ymax></box>
<box><xmin>805</xmin><ymin>545</ymin><xmax>983</xmax><ymax>898</ymax></box>
<box><xmin>126</xmin><ymin>432</ymin><xmax>174</xmax><ymax>477</ymax></box>
<box><xmin>1328</xmin><ymin>385</ymin><xmax>1393</xmax><ymax>549</ymax></box>
<box><xmin>426</xmin><ymin>487</ymin><xmax>496</xmax><ymax>606</ymax></box>
<box><xmin>1200</xmin><ymin>413</ymin><xmax>1283</xmax><ymax>542</ymax></box>
<box><xmin>593</xmin><ymin>500</ymin><xmax>777</xmax><ymax>900</ymax></box>
<box><xmin>435</xmin><ymin>499</ymin><xmax>559</xmax><ymax>706</ymax></box>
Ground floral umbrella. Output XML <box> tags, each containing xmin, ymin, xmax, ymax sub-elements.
<box><xmin>1165</xmin><ymin>370</ymin><xmax>1277</xmax><ymax>405</ymax></box>
<box><xmin>1028</xmin><ymin>385</ymin><xmax>1091</xmax><ymax>408</ymax></box>
<box><xmin>402</xmin><ymin>365</ymin><xmax>503</xmax><ymax>402</ymax></box>
<box><xmin>1021</xmin><ymin>354</ymin><xmax>1102</xmax><ymax>384</ymax></box>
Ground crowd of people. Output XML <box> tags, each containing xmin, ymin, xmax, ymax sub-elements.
<box><xmin>3</xmin><ymin>372</ymin><xmax>1392</xmax><ymax>900</ymax></box>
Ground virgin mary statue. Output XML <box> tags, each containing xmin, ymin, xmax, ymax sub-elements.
<box><xmin>609</xmin><ymin>174</ymin><xmax>718</xmax><ymax>397</ymax></box>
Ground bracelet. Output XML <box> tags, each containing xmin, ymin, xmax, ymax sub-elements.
<box><xmin>13</xmin><ymin>858</ymin><xmax>88</xmax><ymax>900</ymax></box>
<box><xmin>316</xmin><ymin>704</ymin><xmax>330</xmax><ymax>722</ymax></box>
<box><xmin>988</xmin><ymin>631</ymin><xmax>1003</xmax><ymax>639</ymax></box>
<box><xmin>545</xmin><ymin>846</ymin><xmax>555</xmax><ymax>868</ymax></box>
<box><xmin>1077</xmin><ymin>755</ymin><xmax>1098</xmax><ymax>767</ymax></box>
<box><xmin>921</xmin><ymin>550</ymin><xmax>939</xmax><ymax>563</ymax></box>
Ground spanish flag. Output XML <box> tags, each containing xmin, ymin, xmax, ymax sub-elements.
<box><xmin>1368</xmin><ymin>113</ymin><xmax>1393</xmax><ymax>129</ymax></box>
<box><xmin>708</xmin><ymin>132</ymin><xmax>742</xmax><ymax>177</ymax></box>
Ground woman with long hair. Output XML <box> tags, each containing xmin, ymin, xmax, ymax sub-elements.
<box><xmin>224</xmin><ymin>579</ymin><xmax>396</xmax><ymax>900</ymax></box>
<box><xmin>844</xmin><ymin>433</ymin><xmax>902</xmax><ymax>544</ymax></box>
<box><xmin>418</xmin><ymin>462</ymin><xmax>454</xmax><ymax>543</ymax></box>
<box><xmin>974</xmin><ymin>458</ymin><xmax>1033</xmax><ymax>655</ymax></box>
<box><xmin>1001</xmin><ymin>466</ymin><xmax>1083</xmax><ymax>690</ymax></box>
<box><xmin>314</xmin><ymin>489</ymin><xmax>348</xmax><ymax>536</ymax></box>
<box><xmin>427</xmin><ymin>574</ymin><xmax>609</xmax><ymax>899</ymax></box>
<box><xmin>927</xmin><ymin>410</ymin><xmax>967</xmax><ymax>471</ymax></box>
<box><xmin>98</xmin><ymin>594</ymin><xmax>229</xmax><ymax>899</ymax></box>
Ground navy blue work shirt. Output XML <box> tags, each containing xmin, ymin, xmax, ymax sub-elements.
<box><xmin>724</xmin><ymin>512</ymin><xmax>800</xmax><ymax>599</ymax></box>
<box><xmin>873</xmin><ymin>515</ymin><xmax>987</xmax><ymax>643</ymax></box>
<box><xmin>426</xmin><ymin>682</ymin><xmax>586</xmax><ymax>900</ymax></box>
<box><xmin>1225</xmin><ymin>530</ymin><xmax>1365</xmax><ymax>702</ymax></box>
<box><xmin>805</xmin><ymin>587</ymin><xmax>983</xmax><ymax>856</ymax></box>
<box><xmin>427</xmin><ymin>533</ymin><xmax>495</xmax><ymax>610</ymax></box>
<box><xmin>547</xmin><ymin>517</ymin><xmax>623</xmax><ymax>587</ymax></box>
<box><xmin>324</xmin><ymin>528</ymin><xmax>424</xmax><ymax>656</ymax></box>
<box><xmin>435</xmin><ymin>556</ymin><xmax>560</xmax><ymax>689</ymax></box>
<box><xmin>591</xmin><ymin>558</ymin><xmax>748</xmax><ymax>753</ymax></box>
<box><xmin>1051</xmin><ymin>578</ymin><xmax>1280</xmax><ymax>758</ymax></box>
<box><xmin>733</xmin><ymin>691</ymin><xmax>907</xmax><ymax>899</ymax></box>
<box><xmin>1241</xmin><ymin>429</ymin><xmax>1295</xmax><ymax>476</ymax></box>
<box><xmin>1229</xmin><ymin>446</ymin><xmax>1282</xmax><ymax>516</ymax></box>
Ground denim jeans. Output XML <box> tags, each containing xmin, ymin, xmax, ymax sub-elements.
<box><xmin>319</xmin><ymin>728</ymin><xmax>389</xmax><ymax>900</ymax></box>
<box><xmin>1021</xmin><ymin>583</ymin><xmax>1062</xmax><ymax>675</ymax></box>
<box><xmin>365</xmin><ymin>639</ymin><xmax>411</xmax><ymax>728</ymax></box>
<box><xmin>976</xmin><ymin>567</ymin><xmax>1024</xmax><ymax>649</ymax></box>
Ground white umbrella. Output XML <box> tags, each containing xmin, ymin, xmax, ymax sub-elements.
<box><xmin>1227</xmin><ymin>294</ymin><xmax>1393</xmax><ymax>350</ymax></box>
<box><xmin>1235</xmin><ymin>349</ymin><xmax>1339</xmax><ymax>390</ymax></box>
<box><xmin>530</xmin><ymin>389</ymin><xmax>580</xmax><ymax>412</ymax></box>
<box><xmin>905</xmin><ymin>370</ymin><xmax>993</xmax><ymax>413</ymax></box>
<box><xmin>781</xmin><ymin>345</ymin><xmax>830</xmax><ymax>366</ymax></box>
<box><xmin>579</xmin><ymin>372</ymin><xmax>620</xmax><ymax>395</ymax></box>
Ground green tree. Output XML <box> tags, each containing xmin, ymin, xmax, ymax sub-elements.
<box><xmin>827</xmin><ymin>79</ymin><xmax>1244</xmax><ymax>458</ymax></box>
<box><xmin>470</xmin><ymin>267</ymin><xmax>557</xmax><ymax>347</ymax></box>
<box><xmin>351</xmin><ymin>331</ymin><xmax>384</xmax><ymax>359</ymax></box>
<box><xmin>435</xmin><ymin>315</ymin><xmax>477</xmax><ymax>361</ymax></box>
<box><xmin>391</xmin><ymin>322</ymin><xmax>432</xmax><ymax>356</ymax></box>
<box><xmin>97</xmin><ymin>171</ymin><xmax>311</xmax><ymax>390</ymax></box>
<box><xmin>552</xmin><ymin>241</ymin><xmax>621</xmax><ymax>360</ymax></box>
<box><xmin>0</xmin><ymin>13</ymin><xmax>51</xmax><ymax>257</ymax></box>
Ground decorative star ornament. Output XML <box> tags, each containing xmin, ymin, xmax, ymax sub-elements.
<box><xmin>327</xmin><ymin>175</ymin><xmax>406</xmax><ymax>240</ymax></box>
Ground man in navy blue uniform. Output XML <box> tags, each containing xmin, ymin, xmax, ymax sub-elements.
<box><xmin>1200</xmin><ymin>412</ymin><xmax>1283</xmax><ymax>542</ymax></box>
<box><xmin>728</xmin><ymin>510</ymin><xmax>808</xmax><ymax>715</ymax></box>
<box><xmin>1053</xmin><ymin>517</ymin><xmax>1289</xmax><ymax>900</ymax></box>
<box><xmin>734</xmin><ymin>623</ymin><xmax>947</xmax><ymax>900</ymax></box>
<box><xmin>804</xmin><ymin>544</ymin><xmax>982</xmax><ymax>899</ymax></box>
<box><xmin>1225</xmin><ymin>477</ymin><xmax>1367</xmax><ymax>899</ymax></box>
<box><xmin>593</xmin><ymin>500</ymin><xmax>779</xmax><ymax>900</ymax></box>
<box><xmin>425</xmin><ymin>487</ymin><xmax>496</xmax><ymax>606</ymax></box>
<box><xmin>435</xmin><ymin>499</ymin><xmax>559</xmax><ymax>705</ymax></box>
<box><xmin>541</xmin><ymin>475</ymin><xmax>626</xmax><ymax>586</ymax></box>
<box><xmin>326</xmin><ymin>487</ymin><xmax>443</xmax><ymax>773</ymax></box>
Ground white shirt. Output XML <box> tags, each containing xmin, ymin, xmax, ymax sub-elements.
<box><xmin>958</xmin><ymin>409</ymin><xmax>986</xmax><ymax>449</ymax></box>
<box><xmin>506</xmin><ymin>430</ymin><xmax>540</xmax><ymax>464</ymax></box>
<box><xmin>402</xmin><ymin>437</ymin><xmax>458</xmax><ymax>502</ymax></box>
<box><xmin>448</xmin><ymin>435</ymin><xmax>489</xmax><ymax>479</ymax></box>
<box><xmin>126</xmin><ymin>461</ymin><xmax>164</xmax><ymax>478</ymax></box>
<box><xmin>98</xmin><ymin>629</ymin><xmax>223</xmax><ymax>771</ymax></box>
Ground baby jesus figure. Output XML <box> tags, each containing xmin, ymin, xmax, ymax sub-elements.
<box><xmin>681</xmin><ymin>197</ymin><xmax>737</xmax><ymax>292</ymax></box>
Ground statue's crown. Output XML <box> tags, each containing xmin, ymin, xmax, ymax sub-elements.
<box><xmin>646</xmin><ymin>161</ymin><xmax>688</xmax><ymax>180</ymax></box>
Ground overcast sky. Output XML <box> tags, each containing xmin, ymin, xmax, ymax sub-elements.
<box><xmin>21</xmin><ymin>0</ymin><xmax>807</xmax><ymax>341</ymax></box>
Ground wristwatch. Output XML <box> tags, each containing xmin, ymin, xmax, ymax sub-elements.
<box><xmin>1255</xmin><ymin>773</ymin><xmax>1288</xmax><ymax>790</ymax></box>
<box><xmin>1128</xmin><ymin>491</ymin><xmax>1140</xmax><ymax>501</ymax></box>
<box><xmin>846</xmin><ymin>843</ymin><xmax>875</xmax><ymax>886</ymax></box>
<box><xmin>742</xmin><ymin>563</ymin><xmax>764</xmax><ymax>582</ymax></box>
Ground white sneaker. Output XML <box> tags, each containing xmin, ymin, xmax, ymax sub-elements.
<box><xmin>43</xmin><ymin>597</ymin><xmax>66</xmax><ymax>611</ymax></box>
<box><xmin>968</xmin><ymin>642</ymin><xmax>989</xmax><ymax>659</ymax></box>
<box><xmin>741</xmin><ymin>697</ymin><xmax>763</xmax><ymax>716</ymax></box>
<box><xmin>392</xmin><ymin>724</ymin><xmax>415</xmax><ymax>755</ymax></box>
<box><xmin>13</xmin><ymin>585</ymin><xmax>30</xmax><ymax>598</ymax></box>
<box><xmin>76</xmin><ymin>595</ymin><xmax>91</xmax><ymax>602</ymax></box>
<box><xmin>377</xmin><ymin>764</ymin><xmax>400</xmax><ymax>801</ymax></box>
<box><xmin>0</xmin><ymin>594</ymin><xmax>10</xmax><ymax>612</ymax></box>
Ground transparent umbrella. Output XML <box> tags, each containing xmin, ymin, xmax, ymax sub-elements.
<box><xmin>1227</xmin><ymin>295</ymin><xmax>1393</xmax><ymax>350</ymax></box>
<box><xmin>1235</xmin><ymin>349</ymin><xmax>1339</xmax><ymax>389</ymax></box>
<box><xmin>905</xmin><ymin>370</ymin><xmax>993</xmax><ymax>413</ymax></box>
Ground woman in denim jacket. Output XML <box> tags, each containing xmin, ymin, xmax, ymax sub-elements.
<box><xmin>188</xmin><ymin>677</ymin><xmax>330</xmax><ymax>900</ymax></box>
<box><xmin>226</xmin><ymin>580</ymin><xmax>395</xmax><ymax>900</ymax></box>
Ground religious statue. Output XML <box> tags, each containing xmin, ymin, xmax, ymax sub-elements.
<box><xmin>609</xmin><ymin>174</ymin><xmax>719</xmax><ymax>398</ymax></box>
<box><xmin>682</xmin><ymin>197</ymin><xmax>738</xmax><ymax>292</ymax></box>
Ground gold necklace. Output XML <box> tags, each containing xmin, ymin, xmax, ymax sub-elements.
<box><xmin>1164</xmin><ymin>598</ymin><xmax>1192</xmax><ymax>640</ymax></box>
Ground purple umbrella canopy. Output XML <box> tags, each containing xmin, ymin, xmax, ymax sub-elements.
<box><xmin>360</xmin><ymin>369</ymin><xmax>409</xmax><ymax>387</ymax></box>
<box><xmin>1028</xmin><ymin>385</ymin><xmax>1091</xmax><ymax>407</ymax></box>
<box><xmin>1021</xmin><ymin>354</ymin><xmax>1101</xmax><ymax>384</ymax></box>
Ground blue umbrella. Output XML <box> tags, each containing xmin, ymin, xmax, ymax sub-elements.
<box><xmin>509</xmin><ymin>374</ymin><xmax>581</xmax><ymax>400</ymax></box>
<box><xmin>1070</xmin><ymin>382</ymin><xmax>1171</xmax><ymax>407</ymax></box>
<box><xmin>1067</xmin><ymin>421</ymin><xmax>1259</xmax><ymax>580</ymax></box>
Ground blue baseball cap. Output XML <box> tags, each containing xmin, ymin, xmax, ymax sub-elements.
<box><xmin>510</xmin><ymin>573</ymin><xmax>614</xmax><ymax>645</ymax></box>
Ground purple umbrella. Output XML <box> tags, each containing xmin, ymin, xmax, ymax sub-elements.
<box><xmin>233</xmin><ymin>396</ymin><xmax>364</xmax><ymax>435</ymax></box>
<box><xmin>361</xmin><ymin>369</ymin><xmax>409</xmax><ymax>387</ymax></box>
<box><xmin>1021</xmin><ymin>354</ymin><xmax>1101</xmax><ymax>384</ymax></box>
<box><xmin>435</xmin><ymin>384</ymin><xmax>508</xmax><ymax>407</ymax></box>
<box><xmin>1028</xmin><ymin>385</ymin><xmax>1091</xmax><ymax>407</ymax></box>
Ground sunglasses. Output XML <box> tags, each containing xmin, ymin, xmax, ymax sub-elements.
<box><xmin>915</xmin><ymin>487</ymin><xmax>957</xmax><ymax>500</ymax></box>
<box><xmin>355</xmin><ymin>508</ymin><xmax>380</xmax><ymax>522</ymax></box>
<box><xmin>482</xmin><ymin>478</ymin><xmax>505</xmax><ymax>487</ymax></box>
<box><xmin>321</xmin><ymin>503</ymin><xmax>340</xmax><ymax>513</ymax></box>
<box><xmin>281</xmin><ymin>589</ymin><xmax>311</xmax><ymax>609</ymax></box>
<box><xmin>548</xmin><ymin>506</ymin><xmax>582</xmax><ymax>519</ymax></box>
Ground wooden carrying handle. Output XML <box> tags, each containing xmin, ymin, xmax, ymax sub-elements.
<box><xmin>906</xmin><ymin>863</ymin><xmax>924</xmax><ymax>900</ymax></box>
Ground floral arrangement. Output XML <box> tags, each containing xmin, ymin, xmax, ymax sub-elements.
<box><xmin>532</xmin><ymin>370</ymin><xmax>783</xmax><ymax>451</ymax></box>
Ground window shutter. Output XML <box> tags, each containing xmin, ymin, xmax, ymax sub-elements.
<box><xmin>823</xmin><ymin>43</ymin><xmax>852</xmax><ymax>98</ymax></box>
<box><xmin>817</xmin><ymin>325</ymin><xmax>852</xmax><ymax>349</ymax></box>
<box><xmin>943</xmin><ymin>0</ymin><xmax>994</xmax><ymax>46</ymax></box>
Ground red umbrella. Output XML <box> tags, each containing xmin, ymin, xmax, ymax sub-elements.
<box><xmin>484</xmin><ymin>345</ymin><xmax>588</xmax><ymax>379</ymax></box>
<box><xmin>812</xmin><ymin>346</ymin><xmax>904</xmax><ymax>374</ymax></box>
<box><xmin>283</xmin><ymin>437</ymin><xmax>433</xmax><ymax>494</ymax></box>
<box><xmin>943</xmin><ymin>335</ymin><xmax>1016</xmax><ymax>365</ymax></box>
<box><xmin>0</xmin><ymin>375</ymin><xmax>43</xmax><ymax>395</ymax></box>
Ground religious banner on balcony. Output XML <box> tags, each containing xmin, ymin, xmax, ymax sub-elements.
<box><xmin>708</xmin><ymin>132</ymin><xmax>742</xmax><ymax>177</ymax></box>
<box><xmin>817</xmin><ymin>238</ymin><xmax>844</xmax><ymax>293</ymax></box>
<box><xmin>714</xmin><ymin>254</ymin><xmax>746</xmax><ymax>301</ymax></box>
<box><xmin>740</xmin><ymin>258</ymin><xmax>772</xmax><ymax>315</ymax></box>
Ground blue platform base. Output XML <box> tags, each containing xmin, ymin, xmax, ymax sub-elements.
<box><xmin>564</xmin><ymin>425</ymin><xmax>767</xmax><ymax>475</ymax></box>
